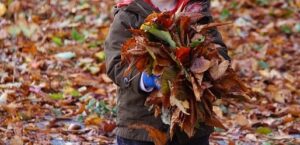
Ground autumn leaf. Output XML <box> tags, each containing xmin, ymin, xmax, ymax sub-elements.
<box><xmin>194</xmin><ymin>22</ymin><xmax>232</xmax><ymax>33</ymax></box>
<box><xmin>85</xmin><ymin>114</ymin><xmax>103</xmax><ymax>126</ymax></box>
<box><xmin>179</xmin><ymin>16</ymin><xmax>191</xmax><ymax>44</ymax></box>
<box><xmin>190</xmin><ymin>56</ymin><xmax>211</xmax><ymax>74</ymax></box>
<box><xmin>205</xmin><ymin>114</ymin><xmax>226</xmax><ymax>130</ymax></box>
<box><xmin>95</xmin><ymin>51</ymin><xmax>106</xmax><ymax>62</ymax></box>
<box><xmin>170</xmin><ymin>94</ymin><xmax>190</xmax><ymax>115</ymax></box>
<box><xmin>0</xmin><ymin>2</ymin><xmax>6</xmax><ymax>17</ymax></box>
<box><xmin>190</xmin><ymin>35</ymin><xmax>205</xmax><ymax>48</ymax></box>
<box><xmin>130</xmin><ymin>124</ymin><xmax>168</xmax><ymax>145</ymax></box>
<box><xmin>190</xmin><ymin>74</ymin><xmax>203</xmax><ymax>101</ymax></box>
<box><xmin>175</xmin><ymin>47</ymin><xmax>190</xmax><ymax>63</ymax></box>
<box><xmin>52</xmin><ymin>36</ymin><xmax>63</xmax><ymax>46</ymax></box>
<box><xmin>140</xmin><ymin>24</ymin><xmax>176</xmax><ymax>48</ymax></box>
<box><xmin>49</xmin><ymin>93</ymin><xmax>64</xmax><ymax>100</ymax></box>
<box><xmin>209</xmin><ymin>60</ymin><xmax>230</xmax><ymax>80</ymax></box>
<box><xmin>71</xmin><ymin>28</ymin><xmax>85</xmax><ymax>42</ymax></box>
<box><xmin>256</xmin><ymin>127</ymin><xmax>272</xmax><ymax>135</ymax></box>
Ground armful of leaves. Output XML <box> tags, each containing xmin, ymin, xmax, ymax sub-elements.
<box><xmin>120</xmin><ymin>3</ymin><xmax>254</xmax><ymax>142</ymax></box>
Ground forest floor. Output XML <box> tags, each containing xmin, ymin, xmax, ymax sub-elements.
<box><xmin>0</xmin><ymin>0</ymin><xmax>299</xmax><ymax>145</ymax></box>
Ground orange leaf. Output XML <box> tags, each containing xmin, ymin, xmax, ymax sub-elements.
<box><xmin>84</xmin><ymin>114</ymin><xmax>103</xmax><ymax>126</ymax></box>
<box><xmin>102</xmin><ymin>120</ymin><xmax>116</xmax><ymax>133</ymax></box>
<box><xmin>135</xmin><ymin>56</ymin><xmax>148</xmax><ymax>72</ymax></box>
<box><xmin>157</xmin><ymin>12</ymin><xmax>174</xmax><ymax>28</ymax></box>
<box><xmin>22</xmin><ymin>42</ymin><xmax>37</xmax><ymax>55</ymax></box>
<box><xmin>130</xmin><ymin>124</ymin><xmax>168</xmax><ymax>145</ymax></box>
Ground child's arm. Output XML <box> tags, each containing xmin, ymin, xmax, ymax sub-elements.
<box><xmin>104</xmin><ymin>10</ymin><xmax>144</xmax><ymax>93</ymax></box>
<box><xmin>186</xmin><ymin>0</ymin><xmax>230</xmax><ymax>60</ymax></box>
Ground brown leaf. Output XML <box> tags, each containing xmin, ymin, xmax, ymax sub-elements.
<box><xmin>214</xmin><ymin>69</ymin><xmax>250</xmax><ymax>94</ymax></box>
<box><xmin>194</xmin><ymin>22</ymin><xmax>232</xmax><ymax>32</ymax></box>
<box><xmin>179</xmin><ymin>16</ymin><xmax>191</xmax><ymax>44</ymax></box>
<box><xmin>181</xmin><ymin>115</ymin><xmax>195</xmax><ymax>138</ymax></box>
<box><xmin>288</xmin><ymin>105</ymin><xmax>300</xmax><ymax>117</ymax></box>
<box><xmin>205</xmin><ymin>115</ymin><xmax>226</xmax><ymax>129</ymax></box>
<box><xmin>209</xmin><ymin>60</ymin><xmax>230</xmax><ymax>80</ymax></box>
<box><xmin>190</xmin><ymin>74</ymin><xmax>203</xmax><ymax>101</ymax></box>
<box><xmin>190</xmin><ymin>56</ymin><xmax>211</xmax><ymax>74</ymax></box>
<box><xmin>145</xmin><ymin>90</ymin><xmax>163</xmax><ymax>106</ymax></box>
<box><xmin>130</xmin><ymin>124</ymin><xmax>168</xmax><ymax>145</ymax></box>
<box><xmin>10</xmin><ymin>135</ymin><xmax>23</xmax><ymax>145</ymax></box>
<box><xmin>182</xmin><ymin>98</ymin><xmax>198</xmax><ymax>138</ymax></box>
<box><xmin>235</xmin><ymin>114</ymin><xmax>249</xmax><ymax>126</ymax></box>
<box><xmin>170</xmin><ymin>108</ymin><xmax>181</xmax><ymax>138</ymax></box>
<box><xmin>170</xmin><ymin>94</ymin><xmax>190</xmax><ymax>115</ymax></box>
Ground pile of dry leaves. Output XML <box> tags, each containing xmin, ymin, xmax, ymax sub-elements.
<box><xmin>121</xmin><ymin>9</ymin><xmax>251</xmax><ymax>141</ymax></box>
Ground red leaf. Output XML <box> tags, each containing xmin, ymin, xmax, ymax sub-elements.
<box><xmin>175</xmin><ymin>47</ymin><xmax>190</xmax><ymax>63</ymax></box>
<box><xmin>157</xmin><ymin>12</ymin><xmax>174</xmax><ymax>28</ymax></box>
<box><xmin>135</xmin><ymin>56</ymin><xmax>149</xmax><ymax>72</ymax></box>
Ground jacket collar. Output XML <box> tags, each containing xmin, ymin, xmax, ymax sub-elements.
<box><xmin>125</xmin><ymin>0</ymin><xmax>159</xmax><ymax>18</ymax></box>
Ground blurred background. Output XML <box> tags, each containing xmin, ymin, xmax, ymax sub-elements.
<box><xmin>0</xmin><ymin>0</ymin><xmax>299</xmax><ymax>144</ymax></box>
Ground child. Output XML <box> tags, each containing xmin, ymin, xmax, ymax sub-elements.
<box><xmin>104</xmin><ymin>0</ymin><xmax>229</xmax><ymax>145</ymax></box>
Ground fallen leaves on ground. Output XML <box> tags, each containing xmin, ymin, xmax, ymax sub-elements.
<box><xmin>0</xmin><ymin>0</ymin><xmax>299</xmax><ymax>144</ymax></box>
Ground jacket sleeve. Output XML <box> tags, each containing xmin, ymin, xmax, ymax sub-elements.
<box><xmin>186</xmin><ymin>0</ymin><xmax>231</xmax><ymax>60</ymax></box>
<box><xmin>104</xmin><ymin>10</ymin><xmax>146</xmax><ymax>94</ymax></box>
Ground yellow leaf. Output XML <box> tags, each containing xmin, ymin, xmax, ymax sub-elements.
<box><xmin>0</xmin><ymin>2</ymin><xmax>6</xmax><ymax>17</ymax></box>
<box><xmin>84</xmin><ymin>114</ymin><xmax>103</xmax><ymax>126</ymax></box>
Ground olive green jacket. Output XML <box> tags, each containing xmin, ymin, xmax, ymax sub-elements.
<box><xmin>104</xmin><ymin>0</ymin><xmax>229</xmax><ymax>142</ymax></box>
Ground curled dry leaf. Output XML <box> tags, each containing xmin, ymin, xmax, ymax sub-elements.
<box><xmin>170</xmin><ymin>95</ymin><xmax>190</xmax><ymax>115</ymax></box>
<box><xmin>209</xmin><ymin>60</ymin><xmax>230</xmax><ymax>80</ymax></box>
<box><xmin>190</xmin><ymin>74</ymin><xmax>203</xmax><ymax>101</ymax></box>
<box><xmin>194</xmin><ymin>22</ymin><xmax>232</xmax><ymax>33</ymax></box>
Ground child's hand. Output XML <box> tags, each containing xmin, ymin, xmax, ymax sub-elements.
<box><xmin>141</xmin><ymin>72</ymin><xmax>161</xmax><ymax>90</ymax></box>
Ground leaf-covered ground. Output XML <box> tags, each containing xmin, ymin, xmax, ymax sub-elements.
<box><xmin>0</xmin><ymin>0</ymin><xmax>299</xmax><ymax>144</ymax></box>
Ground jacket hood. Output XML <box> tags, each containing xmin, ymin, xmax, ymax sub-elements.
<box><xmin>115</xmin><ymin>0</ymin><xmax>189</xmax><ymax>17</ymax></box>
<box><xmin>114</xmin><ymin>0</ymin><xmax>157</xmax><ymax>18</ymax></box>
